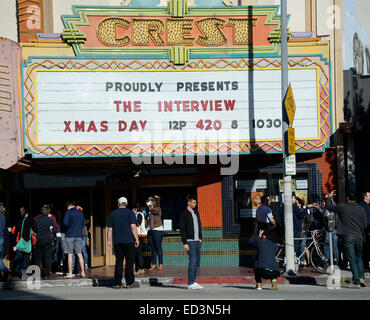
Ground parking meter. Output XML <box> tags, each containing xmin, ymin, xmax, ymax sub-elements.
<box><xmin>325</xmin><ymin>210</ymin><xmax>335</xmax><ymax>232</ymax></box>
<box><xmin>325</xmin><ymin>209</ymin><xmax>335</xmax><ymax>273</ymax></box>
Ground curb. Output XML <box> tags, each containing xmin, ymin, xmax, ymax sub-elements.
<box><xmin>0</xmin><ymin>277</ymin><xmax>175</xmax><ymax>290</ymax></box>
<box><xmin>0</xmin><ymin>275</ymin><xmax>335</xmax><ymax>290</ymax></box>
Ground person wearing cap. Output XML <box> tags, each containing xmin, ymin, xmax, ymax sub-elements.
<box><xmin>107</xmin><ymin>197</ymin><xmax>140</xmax><ymax>289</ymax></box>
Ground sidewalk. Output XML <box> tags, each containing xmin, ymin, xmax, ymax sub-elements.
<box><xmin>1</xmin><ymin>266</ymin><xmax>365</xmax><ymax>290</ymax></box>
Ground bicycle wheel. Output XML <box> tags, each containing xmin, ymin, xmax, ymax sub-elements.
<box><xmin>310</xmin><ymin>241</ymin><xmax>327</xmax><ymax>273</ymax></box>
<box><xmin>275</xmin><ymin>245</ymin><xmax>286</xmax><ymax>271</ymax></box>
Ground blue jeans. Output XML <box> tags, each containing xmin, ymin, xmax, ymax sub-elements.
<box><xmin>187</xmin><ymin>241</ymin><xmax>202</xmax><ymax>285</ymax></box>
<box><xmin>82</xmin><ymin>236</ymin><xmax>88</xmax><ymax>266</ymax></box>
<box><xmin>147</xmin><ymin>230</ymin><xmax>164</xmax><ymax>265</ymax></box>
<box><xmin>343</xmin><ymin>236</ymin><xmax>364</xmax><ymax>285</ymax></box>
<box><xmin>325</xmin><ymin>229</ymin><xmax>339</xmax><ymax>261</ymax></box>
<box><xmin>0</xmin><ymin>239</ymin><xmax>9</xmax><ymax>273</ymax></box>
<box><xmin>14</xmin><ymin>250</ymin><xmax>30</xmax><ymax>272</ymax></box>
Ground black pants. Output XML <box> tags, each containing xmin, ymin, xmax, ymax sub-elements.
<box><xmin>135</xmin><ymin>238</ymin><xmax>144</xmax><ymax>271</ymax></box>
<box><xmin>35</xmin><ymin>238</ymin><xmax>53</xmax><ymax>278</ymax></box>
<box><xmin>363</xmin><ymin>230</ymin><xmax>370</xmax><ymax>270</ymax></box>
<box><xmin>114</xmin><ymin>243</ymin><xmax>135</xmax><ymax>286</ymax></box>
<box><xmin>254</xmin><ymin>268</ymin><xmax>280</xmax><ymax>283</ymax></box>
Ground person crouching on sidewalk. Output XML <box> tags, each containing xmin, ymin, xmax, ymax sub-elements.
<box><xmin>249</xmin><ymin>226</ymin><xmax>280</xmax><ymax>290</ymax></box>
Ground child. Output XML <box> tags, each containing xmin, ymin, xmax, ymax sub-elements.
<box><xmin>249</xmin><ymin>226</ymin><xmax>280</xmax><ymax>290</ymax></box>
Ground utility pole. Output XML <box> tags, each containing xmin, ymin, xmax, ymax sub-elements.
<box><xmin>281</xmin><ymin>0</ymin><xmax>295</xmax><ymax>275</ymax></box>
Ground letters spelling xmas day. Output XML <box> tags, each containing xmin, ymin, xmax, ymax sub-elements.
<box><xmin>63</xmin><ymin>81</ymin><xmax>239</xmax><ymax>133</ymax></box>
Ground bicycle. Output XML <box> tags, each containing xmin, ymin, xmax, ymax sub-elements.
<box><xmin>275</xmin><ymin>230</ymin><xmax>327</xmax><ymax>273</ymax></box>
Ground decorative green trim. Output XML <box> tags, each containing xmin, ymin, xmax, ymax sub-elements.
<box><xmin>169</xmin><ymin>46</ymin><xmax>190</xmax><ymax>65</ymax></box>
<box><xmin>268</xmin><ymin>27</ymin><xmax>292</xmax><ymax>44</ymax></box>
<box><xmin>62</xmin><ymin>29</ymin><xmax>87</xmax><ymax>44</ymax></box>
<box><xmin>168</xmin><ymin>0</ymin><xmax>188</xmax><ymax>17</ymax></box>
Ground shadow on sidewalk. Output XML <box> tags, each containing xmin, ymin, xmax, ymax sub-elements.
<box><xmin>222</xmin><ymin>285</ymin><xmax>259</xmax><ymax>291</ymax></box>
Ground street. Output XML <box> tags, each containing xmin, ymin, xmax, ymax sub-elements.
<box><xmin>1</xmin><ymin>282</ymin><xmax>370</xmax><ymax>300</ymax></box>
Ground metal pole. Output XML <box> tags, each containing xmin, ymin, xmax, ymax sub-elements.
<box><xmin>281</xmin><ymin>0</ymin><xmax>295</xmax><ymax>275</ymax></box>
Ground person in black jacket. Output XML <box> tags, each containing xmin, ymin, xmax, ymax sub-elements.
<box><xmin>249</xmin><ymin>226</ymin><xmax>280</xmax><ymax>290</ymax></box>
<box><xmin>179</xmin><ymin>195</ymin><xmax>203</xmax><ymax>290</ymax></box>
<box><xmin>326</xmin><ymin>190</ymin><xmax>367</xmax><ymax>288</ymax></box>
<box><xmin>33</xmin><ymin>205</ymin><xmax>56</xmax><ymax>280</ymax></box>
<box><xmin>12</xmin><ymin>207</ymin><xmax>32</xmax><ymax>279</ymax></box>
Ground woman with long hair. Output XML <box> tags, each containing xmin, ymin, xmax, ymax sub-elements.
<box><xmin>146</xmin><ymin>195</ymin><xmax>164</xmax><ymax>271</ymax></box>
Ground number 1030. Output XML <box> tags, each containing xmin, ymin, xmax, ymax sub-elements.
<box><xmin>252</xmin><ymin>119</ymin><xmax>282</xmax><ymax>129</ymax></box>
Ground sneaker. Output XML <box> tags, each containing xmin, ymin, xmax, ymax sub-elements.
<box><xmin>360</xmin><ymin>279</ymin><xmax>366</xmax><ymax>287</ymax></box>
<box><xmin>194</xmin><ymin>282</ymin><xmax>204</xmax><ymax>289</ymax></box>
<box><xmin>347</xmin><ymin>283</ymin><xmax>361</xmax><ymax>289</ymax></box>
<box><xmin>112</xmin><ymin>284</ymin><xmax>123</xmax><ymax>289</ymax></box>
<box><xmin>188</xmin><ymin>283</ymin><xmax>202</xmax><ymax>290</ymax></box>
<box><xmin>272</xmin><ymin>279</ymin><xmax>278</xmax><ymax>290</ymax></box>
<box><xmin>255</xmin><ymin>282</ymin><xmax>262</xmax><ymax>290</ymax></box>
<box><xmin>123</xmin><ymin>281</ymin><xmax>140</xmax><ymax>289</ymax></box>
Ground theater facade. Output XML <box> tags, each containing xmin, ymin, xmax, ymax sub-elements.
<box><xmin>0</xmin><ymin>0</ymin><xmax>337</xmax><ymax>267</ymax></box>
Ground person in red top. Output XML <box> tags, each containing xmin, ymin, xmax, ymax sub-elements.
<box><xmin>33</xmin><ymin>204</ymin><xmax>58</xmax><ymax>229</ymax></box>
<box><xmin>33</xmin><ymin>204</ymin><xmax>58</xmax><ymax>247</ymax></box>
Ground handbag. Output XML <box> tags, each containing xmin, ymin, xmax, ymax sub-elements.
<box><xmin>16</xmin><ymin>218</ymin><xmax>32</xmax><ymax>253</ymax></box>
<box><xmin>136</xmin><ymin>212</ymin><xmax>148</xmax><ymax>238</ymax></box>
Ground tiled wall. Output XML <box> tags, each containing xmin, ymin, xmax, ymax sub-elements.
<box><xmin>142</xmin><ymin>229</ymin><xmax>255</xmax><ymax>267</ymax></box>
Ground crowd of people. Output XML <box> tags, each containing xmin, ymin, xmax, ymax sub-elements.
<box><xmin>0</xmin><ymin>194</ymin><xmax>203</xmax><ymax>290</ymax></box>
<box><xmin>0</xmin><ymin>189</ymin><xmax>369</xmax><ymax>291</ymax></box>
<box><xmin>254</xmin><ymin>190</ymin><xmax>370</xmax><ymax>289</ymax></box>
<box><xmin>0</xmin><ymin>201</ymin><xmax>90</xmax><ymax>280</ymax></box>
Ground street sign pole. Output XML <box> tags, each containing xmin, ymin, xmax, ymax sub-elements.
<box><xmin>281</xmin><ymin>0</ymin><xmax>296</xmax><ymax>275</ymax></box>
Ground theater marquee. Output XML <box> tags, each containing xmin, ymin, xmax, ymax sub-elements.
<box><xmin>22</xmin><ymin>56</ymin><xmax>331</xmax><ymax>158</ymax></box>
<box><xmin>21</xmin><ymin>2</ymin><xmax>332</xmax><ymax>158</ymax></box>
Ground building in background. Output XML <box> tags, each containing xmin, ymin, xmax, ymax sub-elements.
<box><xmin>341</xmin><ymin>0</ymin><xmax>370</xmax><ymax>196</ymax></box>
<box><xmin>0</xmin><ymin>0</ymin><xmax>359</xmax><ymax>268</ymax></box>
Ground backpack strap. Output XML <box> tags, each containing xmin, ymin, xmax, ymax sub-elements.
<box><xmin>20</xmin><ymin>218</ymin><xmax>25</xmax><ymax>235</ymax></box>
